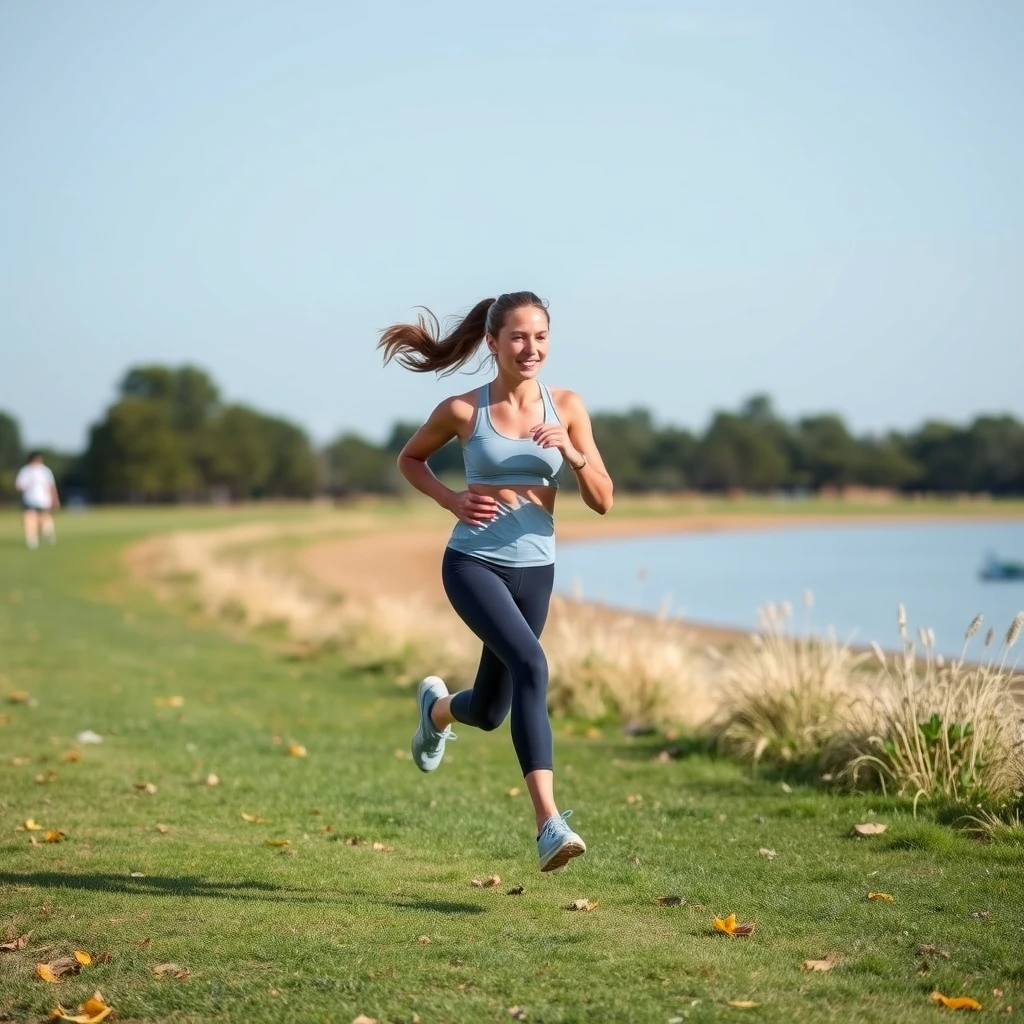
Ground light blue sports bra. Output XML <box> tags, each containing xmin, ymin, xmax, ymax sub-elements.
<box><xmin>463</xmin><ymin>381</ymin><xmax>564</xmax><ymax>488</ymax></box>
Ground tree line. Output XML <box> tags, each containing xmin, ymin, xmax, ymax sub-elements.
<box><xmin>2</xmin><ymin>366</ymin><xmax>1023</xmax><ymax>503</ymax></box>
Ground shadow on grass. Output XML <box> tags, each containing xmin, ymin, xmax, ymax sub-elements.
<box><xmin>0</xmin><ymin>871</ymin><xmax>327</xmax><ymax>903</ymax></box>
<box><xmin>382</xmin><ymin>897</ymin><xmax>485</xmax><ymax>915</ymax></box>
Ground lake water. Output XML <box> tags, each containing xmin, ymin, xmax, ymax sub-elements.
<box><xmin>554</xmin><ymin>521</ymin><xmax>1024</xmax><ymax>658</ymax></box>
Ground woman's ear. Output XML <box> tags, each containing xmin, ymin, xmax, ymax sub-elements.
<box><xmin>485</xmin><ymin>333</ymin><xmax>498</xmax><ymax>356</ymax></box>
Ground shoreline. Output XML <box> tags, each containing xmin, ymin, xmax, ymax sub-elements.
<box><xmin>297</xmin><ymin>507</ymin><xmax>1024</xmax><ymax>650</ymax></box>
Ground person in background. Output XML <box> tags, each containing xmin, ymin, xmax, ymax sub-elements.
<box><xmin>15</xmin><ymin>451</ymin><xmax>60</xmax><ymax>550</ymax></box>
<box><xmin>378</xmin><ymin>291</ymin><xmax>614</xmax><ymax>872</ymax></box>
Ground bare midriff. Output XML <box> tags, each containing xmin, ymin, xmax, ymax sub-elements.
<box><xmin>468</xmin><ymin>483</ymin><xmax>557</xmax><ymax>515</ymax></box>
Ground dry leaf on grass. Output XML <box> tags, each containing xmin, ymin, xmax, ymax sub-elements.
<box><xmin>471</xmin><ymin>875</ymin><xmax>501</xmax><ymax>888</ymax></box>
<box><xmin>264</xmin><ymin>839</ymin><xmax>290</xmax><ymax>847</ymax></box>
<box><xmin>204</xmin><ymin>773</ymin><xmax>220</xmax><ymax>787</ymax></box>
<box><xmin>11</xmin><ymin>756</ymin><xmax>31</xmax><ymax>766</ymax></box>
<box><xmin>726</xmin><ymin>1001</ymin><xmax>759</xmax><ymax>1009</ymax></box>
<box><xmin>7</xmin><ymin>691</ymin><xmax>31</xmax><ymax>704</ymax></box>
<box><xmin>867</xmin><ymin>892</ymin><xmax>894</xmax><ymax>902</ymax></box>
<box><xmin>50</xmin><ymin>990</ymin><xmax>113</xmax><ymax>1023</ymax></box>
<box><xmin>930</xmin><ymin>991</ymin><xmax>982</xmax><ymax>1011</ymax></box>
<box><xmin>133</xmin><ymin>782</ymin><xmax>158</xmax><ymax>795</ymax></box>
<box><xmin>566</xmin><ymin>899</ymin><xmax>599</xmax><ymax>911</ymax></box>
<box><xmin>345</xmin><ymin>836</ymin><xmax>367</xmax><ymax>846</ymax></box>
<box><xmin>506</xmin><ymin>885</ymin><xmax>524</xmax><ymax>896</ymax></box>
<box><xmin>36</xmin><ymin>771</ymin><xmax>58</xmax><ymax>784</ymax></box>
<box><xmin>655</xmin><ymin>895</ymin><xmax>684</xmax><ymax>906</ymax></box>
<box><xmin>61</xmin><ymin>750</ymin><xmax>81</xmax><ymax>763</ymax></box>
<box><xmin>968</xmin><ymin>910</ymin><xmax>991</xmax><ymax>920</ymax></box>
<box><xmin>43</xmin><ymin>831</ymin><xmax>67</xmax><ymax>843</ymax></box>
<box><xmin>241</xmin><ymin>813</ymin><xmax>269</xmax><ymax>824</ymax></box>
<box><xmin>155</xmin><ymin>824</ymin><xmax>170</xmax><ymax>834</ymax></box>
<box><xmin>351</xmin><ymin>1016</ymin><xmax>378</xmax><ymax>1024</ymax></box>
<box><xmin>802</xmin><ymin>956</ymin><xmax>839</xmax><ymax>972</ymax></box>
<box><xmin>758</xmin><ymin>848</ymin><xmax>777</xmax><ymax>859</ymax></box>
<box><xmin>153</xmin><ymin>963</ymin><xmax>191</xmax><ymax>979</ymax></box>
<box><xmin>36</xmin><ymin>952</ymin><xmax>90</xmax><ymax>982</ymax></box>
<box><xmin>713</xmin><ymin>914</ymin><xmax>755</xmax><ymax>937</ymax></box>
<box><xmin>0</xmin><ymin>933</ymin><xmax>31</xmax><ymax>952</ymax></box>
<box><xmin>920</xmin><ymin>944</ymin><xmax>951</xmax><ymax>959</ymax></box>
<box><xmin>418</xmin><ymin>936</ymin><xmax>431</xmax><ymax>945</ymax></box>
<box><xmin>19</xmin><ymin>819</ymin><xmax>44</xmax><ymax>831</ymax></box>
<box><xmin>372</xmin><ymin>842</ymin><xmax>393</xmax><ymax>852</ymax></box>
<box><xmin>286</xmin><ymin>743</ymin><xmax>307</xmax><ymax>757</ymax></box>
<box><xmin>508</xmin><ymin>1007</ymin><xmax>528</xmax><ymax>1020</ymax></box>
<box><xmin>852</xmin><ymin>822</ymin><xmax>887</xmax><ymax>836</ymax></box>
<box><xmin>154</xmin><ymin>696</ymin><xmax>185</xmax><ymax>708</ymax></box>
<box><xmin>507</xmin><ymin>787</ymin><xmax>521</xmax><ymax>797</ymax></box>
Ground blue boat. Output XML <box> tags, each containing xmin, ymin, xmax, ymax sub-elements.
<box><xmin>979</xmin><ymin>552</ymin><xmax>1024</xmax><ymax>581</ymax></box>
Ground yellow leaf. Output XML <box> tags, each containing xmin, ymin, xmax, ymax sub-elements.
<box><xmin>930</xmin><ymin>992</ymin><xmax>983</xmax><ymax>1011</ymax></box>
<box><xmin>73</xmin><ymin>951</ymin><xmax>92</xmax><ymax>966</ymax></box>
<box><xmin>133</xmin><ymin>782</ymin><xmax>158</xmax><ymax>794</ymax></box>
<box><xmin>758</xmin><ymin>848</ymin><xmax>777</xmax><ymax>859</ymax></box>
<box><xmin>713</xmin><ymin>914</ymin><xmax>755</xmax><ymax>937</ymax></box>
<box><xmin>37</xmin><ymin>964</ymin><xmax>59</xmax><ymax>983</ymax></box>
<box><xmin>7</xmin><ymin>691</ymin><xmax>31</xmax><ymax>703</ymax></box>
<box><xmin>204</xmin><ymin>773</ymin><xmax>220</xmax><ymax>787</ymax></box>
<box><xmin>11</xmin><ymin>756</ymin><xmax>31</xmax><ymax>766</ymax></box>
<box><xmin>371</xmin><ymin>842</ymin><xmax>393</xmax><ymax>852</ymax></box>
<box><xmin>286</xmin><ymin>743</ymin><xmax>307</xmax><ymax>758</ymax></box>
<box><xmin>61</xmin><ymin>750</ymin><xmax>81</xmax><ymax>762</ymax></box>
<box><xmin>867</xmin><ymin>892</ymin><xmax>894</xmax><ymax>901</ymax></box>
<box><xmin>44</xmin><ymin>831</ymin><xmax>67</xmax><ymax>843</ymax></box>
<box><xmin>241</xmin><ymin>813</ymin><xmax>269</xmax><ymax>824</ymax></box>
<box><xmin>155</xmin><ymin>696</ymin><xmax>184</xmax><ymax>708</ymax></box>
<box><xmin>507</xmin><ymin>787</ymin><xmax>521</xmax><ymax>797</ymax></box>
<box><xmin>21</xmin><ymin>819</ymin><xmax>44</xmax><ymax>831</ymax></box>
<box><xmin>156</xmin><ymin>825</ymin><xmax>170</xmax><ymax>834</ymax></box>
<box><xmin>726</xmin><ymin>1001</ymin><xmax>759</xmax><ymax>1008</ymax></box>
<box><xmin>471</xmin><ymin>875</ymin><xmax>501</xmax><ymax>888</ymax></box>
<box><xmin>264</xmin><ymin>839</ymin><xmax>290</xmax><ymax>847</ymax></box>
<box><xmin>566</xmin><ymin>898</ymin><xmax>599</xmax><ymax>911</ymax></box>
<box><xmin>35</xmin><ymin>771</ymin><xmax>58</xmax><ymax>784</ymax></box>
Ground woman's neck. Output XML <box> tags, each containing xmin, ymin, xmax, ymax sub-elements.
<box><xmin>489</xmin><ymin>374</ymin><xmax>540</xmax><ymax>407</ymax></box>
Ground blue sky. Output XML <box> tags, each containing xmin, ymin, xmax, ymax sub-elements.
<box><xmin>2</xmin><ymin>1</ymin><xmax>1021</xmax><ymax>451</ymax></box>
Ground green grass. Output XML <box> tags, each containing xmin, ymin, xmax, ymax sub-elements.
<box><xmin>1</xmin><ymin>509</ymin><xmax>1022</xmax><ymax>1023</ymax></box>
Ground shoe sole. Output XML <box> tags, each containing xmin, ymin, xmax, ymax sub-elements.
<box><xmin>539</xmin><ymin>839</ymin><xmax>587</xmax><ymax>872</ymax></box>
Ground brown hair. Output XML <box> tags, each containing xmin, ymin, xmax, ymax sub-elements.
<box><xmin>377</xmin><ymin>291</ymin><xmax>549</xmax><ymax>376</ymax></box>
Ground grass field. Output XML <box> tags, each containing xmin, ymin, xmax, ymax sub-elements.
<box><xmin>1</xmin><ymin>505</ymin><xmax>1022</xmax><ymax>1023</ymax></box>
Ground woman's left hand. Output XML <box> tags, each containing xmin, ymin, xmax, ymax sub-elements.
<box><xmin>531</xmin><ymin>423</ymin><xmax>583</xmax><ymax>465</ymax></box>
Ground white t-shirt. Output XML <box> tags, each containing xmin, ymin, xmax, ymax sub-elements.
<box><xmin>15</xmin><ymin>463</ymin><xmax>56</xmax><ymax>509</ymax></box>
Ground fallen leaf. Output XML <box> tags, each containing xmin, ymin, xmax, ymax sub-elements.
<box><xmin>371</xmin><ymin>842</ymin><xmax>393</xmax><ymax>852</ymax></box>
<box><xmin>506</xmin><ymin>885</ymin><xmax>525</xmax><ymax>896</ymax></box>
<box><xmin>76</xmin><ymin>731</ymin><xmax>103</xmax><ymax>745</ymax></box>
<box><xmin>61</xmin><ymin>750</ymin><xmax>81</xmax><ymax>763</ymax></box>
<box><xmin>507</xmin><ymin>787</ymin><xmax>521</xmax><ymax>797</ymax></box>
<box><xmin>351</xmin><ymin>1016</ymin><xmax>378</xmax><ymax>1024</ymax></box>
<box><xmin>264</xmin><ymin>839</ymin><xmax>290</xmax><ymax>847</ymax></box>
<box><xmin>508</xmin><ymin>1008</ymin><xmax>527</xmax><ymax>1021</ymax></box>
<box><xmin>154</xmin><ymin>696</ymin><xmax>184</xmax><ymax>708</ymax></box>
<box><xmin>993</xmin><ymin>989</ymin><xmax>1003</xmax><ymax>998</ymax></box>
<box><xmin>286</xmin><ymin>743</ymin><xmax>307</xmax><ymax>758</ymax></box>
<box><xmin>567</xmin><ymin>899</ymin><xmax>599</xmax><ymax>911</ymax></box>
<box><xmin>0</xmin><ymin>712</ymin><xmax>10</xmax><ymax>724</ymax></box>
<box><xmin>418</xmin><ymin>935</ymin><xmax>431</xmax><ymax>945</ymax></box>
<box><xmin>655</xmin><ymin>895</ymin><xmax>685</xmax><ymax>906</ymax></box>
<box><xmin>779</xmin><ymin>782</ymin><xmax>792</xmax><ymax>793</ymax></box>
<box><xmin>968</xmin><ymin>910</ymin><xmax>991</xmax><ymax>920</ymax></box>
<box><xmin>138</xmin><ymin>938</ymin><xmax>152</xmax><ymax>948</ymax></box>
<box><xmin>241</xmin><ymin>813</ymin><xmax>270</xmax><ymax>824</ymax></box>
<box><xmin>758</xmin><ymin>848</ymin><xmax>777</xmax><ymax>859</ymax></box>
<box><xmin>920</xmin><ymin>944</ymin><xmax>951</xmax><ymax>959</ymax></box>
<box><xmin>713</xmin><ymin>914</ymin><xmax>755</xmax><ymax>937</ymax></box>
<box><xmin>73</xmin><ymin>951</ymin><xmax>92</xmax><ymax>966</ymax></box>
<box><xmin>345</xmin><ymin>836</ymin><xmax>367</xmax><ymax>846</ymax></box>
<box><xmin>852</xmin><ymin>822</ymin><xmax>887</xmax><ymax>836</ymax></box>
<box><xmin>584</xmin><ymin>726</ymin><xmax>601</xmax><ymax>739</ymax></box>
<box><xmin>43</xmin><ymin>830</ymin><xmax>67</xmax><ymax>843</ymax></box>
<box><xmin>133</xmin><ymin>782</ymin><xmax>158</xmax><ymax>795</ymax></box>
<box><xmin>129</xmin><ymin>872</ymin><xmax>146</xmax><ymax>878</ymax></box>
<box><xmin>802</xmin><ymin>957</ymin><xmax>838</xmax><ymax>972</ymax></box>
<box><xmin>11</xmin><ymin>755</ymin><xmax>31</xmax><ymax>766</ymax></box>
<box><xmin>867</xmin><ymin>892</ymin><xmax>894</xmax><ymax>901</ymax></box>
<box><xmin>204</xmin><ymin>773</ymin><xmax>220</xmax><ymax>787</ymax></box>
<box><xmin>471</xmin><ymin>875</ymin><xmax>501</xmax><ymax>888</ymax></box>
<box><xmin>931</xmin><ymin>991</ymin><xmax>983</xmax><ymax>1011</ymax></box>
<box><xmin>727</xmin><ymin>1001</ymin><xmax>759</xmax><ymax>1009</ymax></box>
<box><xmin>7</xmin><ymin>691</ymin><xmax>31</xmax><ymax>703</ymax></box>
<box><xmin>36</xmin><ymin>955</ymin><xmax>84</xmax><ymax>982</ymax></box>
<box><xmin>20</xmin><ymin>819</ymin><xmax>44</xmax><ymax>831</ymax></box>
<box><xmin>94</xmin><ymin>953</ymin><xmax>112</xmax><ymax>964</ymax></box>
<box><xmin>35</xmin><ymin>771</ymin><xmax>58</xmax><ymax>784</ymax></box>
<box><xmin>0</xmin><ymin>933</ymin><xmax>31</xmax><ymax>952</ymax></box>
<box><xmin>156</xmin><ymin>824</ymin><xmax>170</xmax><ymax>834</ymax></box>
<box><xmin>51</xmin><ymin>990</ymin><xmax>113</xmax><ymax>1023</ymax></box>
<box><xmin>626</xmin><ymin>793</ymin><xmax>643</xmax><ymax>805</ymax></box>
<box><xmin>153</xmin><ymin>963</ymin><xmax>191</xmax><ymax>979</ymax></box>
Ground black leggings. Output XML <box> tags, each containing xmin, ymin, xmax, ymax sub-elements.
<box><xmin>442</xmin><ymin>547</ymin><xmax>554</xmax><ymax>776</ymax></box>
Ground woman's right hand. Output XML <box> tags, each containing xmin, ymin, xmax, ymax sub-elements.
<box><xmin>446</xmin><ymin>490</ymin><xmax>499</xmax><ymax>526</ymax></box>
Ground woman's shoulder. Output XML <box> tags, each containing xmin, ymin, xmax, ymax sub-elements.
<box><xmin>545</xmin><ymin>384</ymin><xmax>587</xmax><ymax>416</ymax></box>
<box><xmin>433</xmin><ymin>387</ymin><xmax>482</xmax><ymax>428</ymax></box>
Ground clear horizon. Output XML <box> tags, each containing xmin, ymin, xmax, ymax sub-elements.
<box><xmin>2</xmin><ymin>1</ymin><xmax>1022</xmax><ymax>451</ymax></box>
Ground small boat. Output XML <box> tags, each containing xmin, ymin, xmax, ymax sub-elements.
<box><xmin>979</xmin><ymin>552</ymin><xmax>1024</xmax><ymax>582</ymax></box>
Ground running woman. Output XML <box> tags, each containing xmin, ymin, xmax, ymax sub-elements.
<box><xmin>15</xmin><ymin>451</ymin><xmax>60</xmax><ymax>550</ymax></box>
<box><xmin>378</xmin><ymin>291</ymin><xmax>614</xmax><ymax>871</ymax></box>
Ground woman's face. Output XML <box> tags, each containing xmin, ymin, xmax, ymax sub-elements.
<box><xmin>487</xmin><ymin>305</ymin><xmax>550</xmax><ymax>380</ymax></box>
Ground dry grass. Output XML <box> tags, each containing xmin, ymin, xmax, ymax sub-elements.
<box><xmin>142</xmin><ymin>524</ymin><xmax>723</xmax><ymax>728</ymax></box>
<box><xmin>825</xmin><ymin>609</ymin><xmax>1024</xmax><ymax>805</ymax></box>
<box><xmin>708</xmin><ymin>595</ymin><xmax>870</xmax><ymax>767</ymax></box>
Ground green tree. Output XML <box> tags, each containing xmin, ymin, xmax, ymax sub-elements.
<box><xmin>324</xmin><ymin>433</ymin><xmax>400</xmax><ymax>495</ymax></box>
<box><xmin>120</xmin><ymin>365</ymin><xmax>220</xmax><ymax>432</ymax></box>
<box><xmin>0</xmin><ymin>410</ymin><xmax>23</xmax><ymax>501</ymax></box>
<box><xmin>792</xmin><ymin>414</ymin><xmax>861</xmax><ymax>490</ymax></box>
<box><xmin>691</xmin><ymin>412</ymin><xmax>789</xmax><ymax>491</ymax></box>
<box><xmin>856</xmin><ymin>433</ymin><xmax>922</xmax><ymax>490</ymax></box>
<box><xmin>194</xmin><ymin>405</ymin><xmax>275</xmax><ymax>500</ymax></box>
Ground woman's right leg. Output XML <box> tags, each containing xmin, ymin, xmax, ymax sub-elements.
<box><xmin>22</xmin><ymin>510</ymin><xmax>39</xmax><ymax>550</ymax></box>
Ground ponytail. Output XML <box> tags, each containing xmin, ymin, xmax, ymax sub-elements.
<box><xmin>378</xmin><ymin>291</ymin><xmax>549</xmax><ymax>377</ymax></box>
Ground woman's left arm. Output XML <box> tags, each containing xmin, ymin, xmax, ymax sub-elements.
<box><xmin>533</xmin><ymin>391</ymin><xmax>614</xmax><ymax>515</ymax></box>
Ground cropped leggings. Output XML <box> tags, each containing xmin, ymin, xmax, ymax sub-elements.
<box><xmin>441</xmin><ymin>547</ymin><xmax>554</xmax><ymax>776</ymax></box>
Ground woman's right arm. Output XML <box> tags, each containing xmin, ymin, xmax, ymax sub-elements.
<box><xmin>398</xmin><ymin>398</ymin><xmax>497</xmax><ymax>525</ymax></box>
